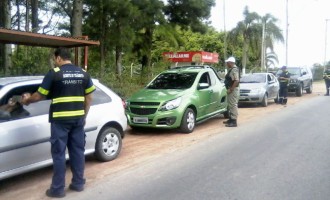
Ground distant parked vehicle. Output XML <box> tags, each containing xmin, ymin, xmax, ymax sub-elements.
<box><xmin>239</xmin><ymin>73</ymin><xmax>280</xmax><ymax>107</ymax></box>
<box><xmin>276</xmin><ymin>66</ymin><xmax>313</xmax><ymax>96</ymax></box>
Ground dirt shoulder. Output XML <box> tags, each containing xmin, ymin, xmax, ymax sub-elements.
<box><xmin>0</xmin><ymin>81</ymin><xmax>326</xmax><ymax>200</ymax></box>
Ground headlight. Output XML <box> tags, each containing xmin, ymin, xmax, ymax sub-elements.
<box><xmin>159</xmin><ymin>97</ymin><xmax>182</xmax><ymax>111</ymax></box>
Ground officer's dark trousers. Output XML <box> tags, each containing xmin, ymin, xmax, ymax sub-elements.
<box><xmin>325</xmin><ymin>79</ymin><xmax>330</xmax><ymax>95</ymax></box>
<box><xmin>49</xmin><ymin>118</ymin><xmax>85</xmax><ymax>194</ymax></box>
<box><xmin>279</xmin><ymin>84</ymin><xmax>288</xmax><ymax>104</ymax></box>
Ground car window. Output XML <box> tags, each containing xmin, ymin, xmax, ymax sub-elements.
<box><xmin>240</xmin><ymin>74</ymin><xmax>265</xmax><ymax>83</ymax></box>
<box><xmin>0</xmin><ymin>84</ymin><xmax>48</xmax><ymax>121</ymax></box>
<box><xmin>208</xmin><ymin>71</ymin><xmax>217</xmax><ymax>86</ymax></box>
<box><xmin>92</xmin><ymin>86</ymin><xmax>112</xmax><ymax>105</ymax></box>
<box><xmin>23</xmin><ymin>100</ymin><xmax>50</xmax><ymax>117</ymax></box>
<box><xmin>147</xmin><ymin>72</ymin><xmax>198</xmax><ymax>89</ymax></box>
<box><xmin>199</xmin><ymin>72</ymin><xmax>211</xmax><ymax>85</ymax></box>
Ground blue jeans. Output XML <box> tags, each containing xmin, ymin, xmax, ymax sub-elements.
<box><xmin>49</xmin><ymin>118</ymin><xmax>85</xmax><ymax>194</ymax></box>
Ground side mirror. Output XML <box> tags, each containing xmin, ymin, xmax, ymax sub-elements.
<box><xmin>198</xmin><ymin>83</ymin><xmax>210</xmax><ymax>90</ymax></box>
<box><xmin>302</xmin><ymin>71</ymin><xmax>307</xmax><ymax>75</ymax></box>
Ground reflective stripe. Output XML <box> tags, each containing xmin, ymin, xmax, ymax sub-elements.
<box><xmin>53</xmin><ymin>110</ymin><xmax>85</xmax><ymax>118</ymax></box>
<box><xmin>38</xmin><ymin>87</ymin><xmax>49</xmax><ymax>95</ymax></box>
<box><xmin>52</xmin><ymin>96</ymin><xmax>84</xmax><ymax>104</ymax></box>
<box><xmin>85</xmin><ymin>85</ymin><xmax>96</xmax><ymax>94</ymax></box>
<box><xmin>53</xmin><ymin>67</ymin><xmax>60</xmax><ymax>72</ymax></box>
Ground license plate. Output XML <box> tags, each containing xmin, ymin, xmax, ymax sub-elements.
<box><xmin>133</xmin><ymin>117</ymin><xmax>148</xmax><ymax>124</ymax></box>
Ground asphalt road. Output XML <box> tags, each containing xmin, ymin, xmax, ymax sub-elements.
<box><xmin>66</xmin><ymin>95</ymin><xmax>330</xmax><ymax>200</ymax></box>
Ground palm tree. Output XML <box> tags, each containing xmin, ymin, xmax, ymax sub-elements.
<box><xmin>265</xmin><ymin>51</ymin><xmax>279</xmax><ymax>70</ymax></box>
<box><xmin>228</xmin><ymin>6</ymin><xmax>261</xmax><ymax>74</ymax></box>
<box><xmin>261</xmin><ymin>13</ymin><xmax>284</xmax><ymax>70</ymax></box>
<box><xmin>228</xmin><ymin>7</ymin><xmax>284</xmax><ymax>74</ymax></box>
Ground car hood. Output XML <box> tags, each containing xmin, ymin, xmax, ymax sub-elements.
<box><xmin>239</xmin><ymin>82</ymin><xmax>266</xmax><ymax>90</ymax></box>
<box><xmin>289</xmin><ymin>74</ymin><xmax>300</xmax><ymax>79</ymax></box>
<box><xmin>128</xmin><ymin>88</ymin><xmax>186</xmax><ymax>102</ymax></box>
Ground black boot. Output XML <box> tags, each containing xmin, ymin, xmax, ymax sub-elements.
<box><xmin>278</xmin><ymin>98</ymin><xmax>283</xmax><ymax>105</ymax></box>
<box><xmin>225</xmin><ymin>119</ymin><xmax>237</xmax><ymax>127</ymax></box>
<box><xmin>223</xmin><ymin>118</ymin><xmax>232</xmax><ymax>124</ymax></box>
<box><xmin>282</xmin><ymin>98</ymin><xmax>287</xmax><ymax>105</ymax></box>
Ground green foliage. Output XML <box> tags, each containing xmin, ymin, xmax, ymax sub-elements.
<box><xmin>164</xmin><ymin>0</ymin><xmax>215</xmax><ymax>33</ymax></box>
<box><xmin>11</xmin><ymin>46</ymin><xmax>52</xmax><ymax>75</ymax></box>
<box><xmin>312</xmin><ymin>63</ymin><xmax>325</xmax><ymax>81</ymax></box>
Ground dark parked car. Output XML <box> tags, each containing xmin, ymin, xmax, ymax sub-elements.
<box><xmin>276</xmin><ymin>66</ymin><xmax>313</xmax><ymax>96</ymax></box>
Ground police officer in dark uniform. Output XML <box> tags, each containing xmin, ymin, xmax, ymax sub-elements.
<box><xmin>278</xmin><ymin>65</ymin><xmax>290</xmax><ymax>105</ymax></box>
<box><xmin>22</xmin><ymin>47</ymin><xmax>95</xmax><ymax>198</ymax></box>
<box><xmin>323</xmin><ymin>66</ymin><xmax>330</xmax><ymax>96</ymax></box>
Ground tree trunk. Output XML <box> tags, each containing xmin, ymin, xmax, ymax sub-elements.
<box><xmin>16</xmin><ymin>0</ymin><xmax>21</xmax><ymax>30</ymax></box>
<box><xmin>141</xmin><ymin>28</ymin><xmax>153</xmax><ymax>75</ymax></box>
<box><xmin>31</xmin><ymin>0</ymin><xmax>38</xmax><ymax>33</ymax></box>
<box><xmin>99</xmin><ymin>0</ymin><xmax>105</xmax><ymax>78</ymax></box>
<box><xmin>242</xmin><ymin>40</ymin><xmax>249</xmax><ymax>75</ymax></box>
<box><xmin>115</xmin><ymin>46</ymin><xmax>122</xmax><ymax>76</ymax></box>
<box><xmin>72</xmin><ymin>0</ymin><xmax>83</xmax><ymax>66</ymax></box>
<box><xmin>0</xmin><ymin>0</ymin><xmax>12</xmax><ymax>75</ymax></box>
<box><xmin>25</xmin><ymin>0</ymin><xmax>30</xmax><ymax>31</ymax></box>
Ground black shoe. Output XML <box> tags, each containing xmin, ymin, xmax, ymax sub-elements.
<box><xmin>45</xmin><ymin>189</ymin><xmax>65</xmax><ymax>198</ymax></box>
<box><xmin>223</xmin><ymin>119</ymin><xmax>232</xmax><ymax>124</ymax></box>
<box><xmin>225</xmin><ymin>120</ymin><xmax>237</xmax><ymax>127</ymax></box>
<box><xmin>325</xmin><ymin>94</ymin><xmax>329</xmax><ymax>96</ymax></box>
<box><xmin>69</xmin><ymin>184</ymin><xmax>84</xmax><ymax>192</ymax></box>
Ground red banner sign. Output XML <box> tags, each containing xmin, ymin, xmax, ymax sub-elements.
<box><xmin>163</xmin><ymin>51</ymin><xmax>219</xmax><ymax>63</ymax></box>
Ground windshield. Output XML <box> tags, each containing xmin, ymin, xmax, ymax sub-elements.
<box><xmin>147</xmin><ymin>72</ymin><xmax>198</xmax><ymax>89</ymax></box>
<box><xmin>240</xmin><ymin>74</ymin><xmax>266</xmax><ymax>83</ymax></box>
<box><xmin>277</xmin><ymin>68</ymin><xmax>300</xmax><ymax>76</ymax></box>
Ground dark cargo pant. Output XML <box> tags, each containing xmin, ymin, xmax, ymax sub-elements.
<box><xmin>49</xmin><ymin>118</ymin><xmax>86</xmax><ymax>194</ymax></box>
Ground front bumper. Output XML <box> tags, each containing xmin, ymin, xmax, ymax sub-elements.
<box><xmin>239</xmin><ymin>91</ymin><xmax>264</xmax><ymax>103</ymax></box>
<box><xmin>126</xmin><ymin>109</ymin><xmax>183</xmax><ymax>129</ymax></box>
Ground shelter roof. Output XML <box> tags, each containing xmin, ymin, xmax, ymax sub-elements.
<box><xmin>0</xmin><ymin>28</ymin><xmax>99</xmax><ymax>47</ymax></box>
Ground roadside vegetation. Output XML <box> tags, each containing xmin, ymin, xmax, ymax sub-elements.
<box><xmin>0</xmin><ymin>0</ymin><xmax>327</xmax><ymax>98</ymax></box>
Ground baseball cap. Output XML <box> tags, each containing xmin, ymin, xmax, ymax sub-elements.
<box><xmin>225</xmin><ymin>56</ymin><xmax>236</xmax><ymax>63</ymax></box>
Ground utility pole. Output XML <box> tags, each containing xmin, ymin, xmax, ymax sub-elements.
<box><xmin>261</xmin><ymin>21</ymin><xmax>266</xmax><ymax>71</ymax></box>
<box><xmin>223</xmin><ymin>0</ymin><xmax>227</xmax><ymax>70</ymax></box>
<box><xmin>324</xmin><ymin>19</ymin><xmax>330</xmax><ymax>65</ymax></box>
<box><xmin>285</xmin><ymin>0</ymin><xmax>289</xmax><ymax>66</ymax></box>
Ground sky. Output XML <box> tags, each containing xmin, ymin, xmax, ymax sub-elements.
<box><xmin>210</xmin><ymin>0</ymin><xmax>330</xmax><ymax>67</ymax></box>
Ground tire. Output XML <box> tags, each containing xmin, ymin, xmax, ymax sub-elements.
<box><xmin>180</xmin><ymin>108</ymin><xmax>196</xmax><ymax>133</ymax></box>
<box><xmin>306</xmin><ymin>82</ymin><xmax>313</xmax><ymax>94</ymax></box>
<box><xmin>261</xmin><ymin>93</ymin><xmax>268</xmax><ymax>107</ymax></box>
<box><xmin>296</xmin><ymin>83</ymin><xmax>303</xmax><ymax>97</ymax></box>
<box><xmin>94</xmin><ymin>127</ymin><xmax>122</xmax><ymax>162</ymax></box>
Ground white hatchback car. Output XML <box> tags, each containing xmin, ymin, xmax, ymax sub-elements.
<box><xmin>0</xmin><ymin>76</ymin><xmax>127</xmax><ymax>180</ymax></box>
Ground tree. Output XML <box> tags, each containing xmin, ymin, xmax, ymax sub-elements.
<box><xmin>228</xmin><ymin>6</ymin><xmax>261</xmax><ymax>74</ymax></box>
<box><xmin>164</xmin><ymin>0</ymin><xmax>215</xmax><ymax>33</ymax></box>
<box><xmin>31</xmin><ymin>0</ymin><xmax>39</xmax><ymax>33</ymax></box>
<box><xmin>0</xmin><ymin>0</ymin><xmax>12</xmax><ymax>75</ymax></box>
<box><xmin>131</xmin><ymin>0</ymin><xmax>165</xmax><ymax>71</ymax></box>
<box><xmin>261</xmin><ymin>13</ymin><xmax>284</xmax><ymax>70</ymax></box>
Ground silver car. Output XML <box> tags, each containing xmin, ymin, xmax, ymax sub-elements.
<box><xmin>239</xmin><ymin>73</ymin><xmax>280</xmax><ymax>107</ymax></box>
<box><xmin>0</xmin><ymin>76</ymin><xmax>127</xmax><ymax>180</ymax></box>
